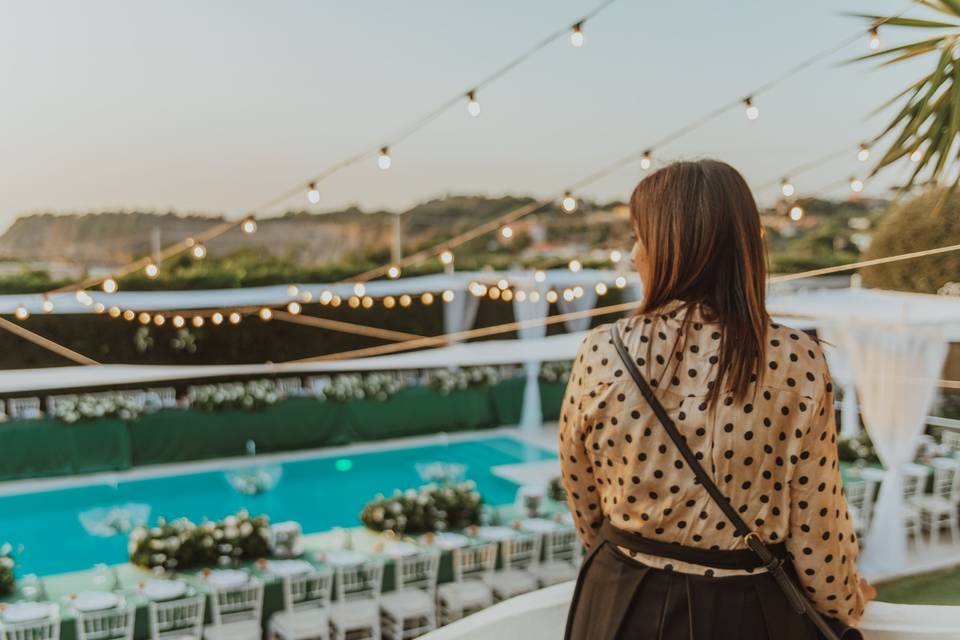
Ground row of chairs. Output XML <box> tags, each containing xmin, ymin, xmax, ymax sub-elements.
<box><xmin>0</xmin><ymin>529</ymin><xmax>581</xmax><ymax>640</ymax></box>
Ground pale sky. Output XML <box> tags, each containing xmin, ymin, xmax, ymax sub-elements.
<box><xmin>0</xmin><ymin>0</ymin><xmax>931</xmax><ymax>230</ymax></box>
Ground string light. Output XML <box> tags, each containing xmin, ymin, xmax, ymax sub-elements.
<box><xmin>868</xmin><ymin>26</ymin><xmax>880</xmax><ymax>50</ymax></box>
<box><xmin>470</xmin><ymin>282</ymin><xmax>488</xmax><ymax>297</ymax></box>
<box><xmin>145</xmin><ymin>261</ymin><xmax>160</xmax><ymax>279</ymax></box>
<box><xmin>615</xmin><ymin>275</ymin><xmax>627</xmax><ymax>288</ymax></box>
<box><xmin>488</xmin><ymin>287</ymin><xmax>501</xmax><ymax>300</ymax></box>
<box><xmin>911</xmin><ymin>149</ymin><xmax>924</xmax><ymax>163</ymax></box>
<box><xmin>387</xmin><ymin>265</ymin><xmax>401</xmax><ymax>279</ymax></box>
<box><xmin>561</xmin><ymin>192</ymin><xmax>578</xmax><ymax>213</ymax></box>
<box><xmin>497</xmin><ymin>279</ymin><xmax>509</xmax><ymax>290</ymax></box>
<box><xmin>173</xmin><ymin>315</ymin><xmax>185</xmax><ymax>328</ymax></box>
<box><xmin>609</xmin><ymin>250</ymin><xmax>622</xmax><ymax>263</ymax></box>
<box><xmin>442</xmin><ymin>290</ymin><xmax>455</xmax><ymax>302</ymax></box>
<box><xmin>108</xmin><ymin>306</ymin><xmax>121</xmax><ymax>318</ymax></box>
<box><xmin>122</xmin><ymin>310</ymin><xmax>135</xmax><ymax>321</ymax></box>
<box><xmin>190</xmin><ymin>242</ymin><xmax>207</xmax><ymax>260</ymax></box>
<box><xmin>562</xmin><ymin>288</ymin><xmax>575</xmax><ymax>302</ymax></box>
<box><xmin>850</xmin><ymin>177</ymin><xmax>864</xmax><ymax>193</ymax></box>
<box><xmin>466</xmin><ymin>90</ymin><xmax>480</xmax><ymax>117</ymax></box>
<box><xmin>348</xmin><ymin>296</ymin><xmax>361</xmax><ymax>309</ymax></box>
<box><xmin>287</xmin><ymin>301</ymin><xmax>302</xmax><ymax>314</ymax></box>
<box><xmin>534</xmin><ymin>269</ymin><xmax>546</xmax><ymax>283</ymax></box>
<box><xmin>42</xmin><ymin>298</ymin><xmax>54</xmax><ymax>314</ymax></box>
<box><xmin>102</xmin><ymin>277</ymin><xmax>118</xmax><ymax>294</ymax></box>
<box><xmin>421</xmin><ymin>292</ymin><xmax>435</xmax><ymax>305</ymax></box>
<box><xmin>211</xmin><ymin>312</ymin><xmax>224</xmax><ymax>325</ymax></box>
<box><xmin>744</xmin><ymin>97</ymin><xmax>759</xmax><ymax>121</ymax></box>
<box><xmin>307</xmin><ymin>182</ymin><xmax>321</xmax><ymax>204</ymax></box>
<box><xmin>75</xmin><ymin>291</ymin><xmax>93</xmax><ymax>306</ymax></box>
<box><xmin>780</xmin><ymin>178</ymin><xmax>795</xmax><ymax>197</ymax></box>
<box><xmin>570</xmin><ymin>21</ymin><xmax>584</xmax><ymax>47</ymax></box>
<box><xmin>14</xmin><ymin>305</ymin><xmax>29</xmax><ymax>320</ymax></box>
<box><xmin>399</xmin><ymin>294</ymin><xmax>412</xmax><ymax>307</ymax></box>
<box><xmin>192</xmin><ymin>316</ymin><xmax>204</xmax><ymax>328</ymax></box>
<box><xmin>330</xmin><ymin>296</ymin><xmax>342</xmax><ymax>308</ymax></box>
<box><xmin>501</xmin><ymin>289</ymin><xmax>514</xmax><ymax>302</ymax></box>
<box><xmin>259</xmin><ymin>307</ymin><xmax>273</xmax><ymax>321</ymax></box>
<box><xmin>515</xmin><ymin>290</ymin><xmax>527</xmax><ymax>302</ymax></box>
<box><xmin>138</xmin><ymin>312</ymin><xmax>151</xmax><ymax>324</ymax></box>
<box><xmin>229</xmin><ymin>312</ymin><xmax>242</xmax><ymax>324</ymax></box>
<box><xmin>857</xmin><ymin>143</ymin><xmax>870</xmax><ymax>162</ymax></box>
<box><xmin>595</xmin><ymin>282</ymin><xmax>608</xmax><ymax>295</ymax></box>
<box><xmin>529</xmin><ymin>291</ymin><xmax>541</xmax><ymax>303</ymax></box>
<box><xmin>500</xmin><ymin>225</ymin><xmax>514</xmax><ymax>239</ymax></box>
<box><xmin>640</xmin><ymin>150</ymin><xmax>652</xmax><ymax>171</ymax></box>
<box><xmin>546</xmin><ymin>290</ymin><xmax>559</xmax><ymax>303</ymax></box>
<box><xmin>360</xmin><ymin>296</ymin><xmax>373</xmax><ymax>308</ymax></box>
<box><xmin>353</xmin><ymin>283</ymin><xmax>366</xmax><ymax>297</ymax></box>
<box><xmin>789</xmin><ymin>205</ymin><xmax>804</xmax><ymax>221</ymax></box>
<box><xmin>241</xmin><ymin>216</ymin><xmax>258</xmax><ymax>234</ymax></box>
<box><xmin>383</xmin><ymin>296</ymin><xmax>396</xmax><ymax>309</ymax></box>
<box><xmin>287</xmin><ymin>284</ymin><xmax>299</xmax><ymax>297</ymax></box>
<box><xmin>93</xmin><ymin>303</ymin><xmax>106</xmax><ymax>314</ymax></box>
<box><xmin>568</xmin><ymin>259</ymin><xmax>582</xmax><ymax>273</ymax></box>
<box><xmin>440</xmin><ymin>250</ymin><xmax>454</xmax><ymax>266</ymax></box>
<box><xmin>153</xmin><ymin>314</ymin><xmax>165</xmax><ymax>326</ymax></box>
<box><xmin>377</xmin><ymin>147</ymin><xmax>392</xmax><ymax>170</ymax></box>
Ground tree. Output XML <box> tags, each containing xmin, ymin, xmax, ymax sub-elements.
<box><xmin>861</xmin><ymin>189</ymin><xmax>960</xmax><ymax>292</ymax></box>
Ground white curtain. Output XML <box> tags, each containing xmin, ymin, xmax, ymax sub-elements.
<box><xmin>557</xmin><ymin>289</ymin><xmax>599</xmax><ymax>333</ymax></box>
<box><xmin>818</xmin><ymin>328</ymin><xmax>861</xmax><ymax>438</ymax></box>
<box><xmin>833</xmin><ymin>323</ymin><xmax>948</xmax><ymax>577</ymax></box>
<box><xmin>513</xmin><ymin>286</ymin><xmax>549</xmax><ymax>433</ymax></box>
<box><xmin>443</xmin><ymin>288</ymin><xmax>481</xmax><ymax>343</ymax></box>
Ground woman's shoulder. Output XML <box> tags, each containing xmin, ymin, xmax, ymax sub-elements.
<box><xmin>762</xmin><ymin>319</ymin><xmax>833</xmax><ymax>394</ymax></box>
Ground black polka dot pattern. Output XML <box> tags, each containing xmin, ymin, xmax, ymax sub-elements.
<box><xmin>557</xmin><ymin>302</ymin><xmax>866</xmax><ymax>626</ymax></box>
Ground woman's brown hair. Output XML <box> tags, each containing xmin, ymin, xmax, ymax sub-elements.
<box><xmin>630</xmin><ymin>159</ymin><xmax>769</xmax><ymax>405</ymax></box>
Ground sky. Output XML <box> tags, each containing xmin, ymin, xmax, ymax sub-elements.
<box><xmin>0</xmin><ymin>0</ymin><xmax>933</xmax><ymax>230</ymax></box>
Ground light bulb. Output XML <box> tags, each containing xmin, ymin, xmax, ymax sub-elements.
<box><xmin>330</xmin><ymin>296</ymin><xmax>341</xmax><ymax>307</ymax></box>
<box><xmin>42</xmin><ymin>299</ymin><xmax>54</xmax><ymax>313</ymax></box>
<box><xmin>470</xmin><ymin>282</ymin><xmax>487</xmax><ymax>297</ymax></box>
<box><xmin>138</xmin><ymin>312</ymin><xmax>151</xmax><ymax>324</ymax></box>
<box><xmin>362</xmin><ymin>296</ymin><xmax>374</xmax><ymax>308</ymax></box>
<box><xmin>568</xmin><ymin>259</ymin><xmax>582</xmax><ymax>273</ymax></box>
<box><xmin>615</xmin><ymin>276</ymin><xmax>627</xmax><ymax>288</ymax></box>
<box><xmin>377</xmin><ymin>147</ymin><xmax>391</xmax><ymax>170</ymax></box>
<box><xmin>546</xmin><ymin>290</ymin><xmax>559</xmax><ymax>303</ymax></box>
<box><xmin>911</xmin><ymin>149</ymin><xmax>924</xmax><ymax>163</ymax></box>
<box><xmin>153</xmin><ymin>314</ymin><xmax>165</xmax><ymax>326</ymax></box>
<box><xmin>529</xmin><ymin>291</ymin><xmax>541</xmax><ymax>303</ymax></box>
<box><xmin>744</xmin><ymin>97</ymin><xmax>759</xmax><ymax>120</ymax></box>
<box><xmin>229</xmin><ymin>312</ymin><xmax>242</xmax><ymax>324</ymax></box>
<box><xmin>501</xmin><ymin>289</ymin><xmax>513</xmax><ymax>302</ymax></box>
<box><xmin>319</xmin><ymin>290</ymin><xmax>333</xmax><ymax>305</ymax></box>
<box><xmin>241</xmin><ymin>216</ymin><xmax>257</xmax><ymax>234</ymax></box>
<box><xmin>488</xmin><ymin>287</ymin><xmax>501</xmax><ymax>300</ymax></box>
<box><xmin>353</xmin><ymin>283</ymin><xmax>366</xmax><ymax>297</ymax></box>
<box><xmin>307</xmin><ymin>182</ymin><xmax>321</xmax><ymax>204</ymax></box>
<box><xmin>348</xmin><ymin>296</ymin><xmax>360</xmax><ymax>308</ymax></box>
<box><xmin>439</xmin><ymin>250</ymin><xmax>454</xmax><ymax>265</ymax></box>
<box><xmin>384</xmin><ymin>296</ymin><xmax>396</xmax><ymax>309</ymax></box>
<box><xmin>75</xmin><ymin>291</ymin><xmax>93</xmax><ymax>306</ymax></box>
<box><xmin>287</xmin><ymin>301</ymin><xmax>301</xmax><ymax>314</ymax></box>
<box><xmin>102</xmin><ymin>277</ymin><xmax>118</xmax><ymax>293</ymax></box>
<box><xmin>145</xmin><ymin>262</ymin><xmax>159</xmax><ymax>279</ymax></box>
<box><xmin>563</xmin><ymin>288</ymin><xmax>575</xmax><ymax>302</ymax></box>
<box><xmin>850</xmin><ymin>177</ymin><xmax>864</xmax><ymax>193</ymax></box>
<box><xmin>399</xmin><ymin>294</ymin><xmax>412</xmax><ymax>307</ymax></box>
<box><xmin>14</xmin><ymin>305</ymin><xmax>29</xmax><ymax>320</ymax></box>
<box><xmin>869</xmin><ymin>27</ymin><xmax>880</xmax><ymax>50</ymax></box>
<box><xmin>595</xmin><ymin>282</ymin><xmax>608</xmax><ymax>295</ymax></box>
<box><xmin>421</xmin><ymin>292</ymin><xmax>434</xmax><ymax>305</ymax></box>
<box><xmin>466</xmin><ymin>90</ymin><xmax>480</xmax><ymax>117</ymax></box>
<box><xmin>640</xmin><ymin>150</ymin><xmax>652</xmax><ymax>170</ymax></box>
<box><xmin>301</xmin><ymin>291</ymin><xmax>313</xmax><ymax>303</ymax></box>
<box><xmin>534</xmin><ymin>269</ymin><xmax>546</xmax><ymax>282</ymax></box>
<box><xmin>789</xmin><ymin>206</ymin><xmax>804</xmax><ymax>221</ymax></box>
<box><xmin>561</xmin><ymin>192</ymin><xmax>577</xmax><ymax>213</ymax></box>
<box><xmin>211</xmin><ymin>312</ymin><xmax>224</xmax><ymax>325</ymax></box>
<box><xmin>192</xmin><ymin>316</ymin><xmax>204</xmax><ymax>328</ymax></box>
<box><xmin>108</xmin><ymin>306</ymin><xmax>121</xmax><ymax>318</ymax></box>
<box><xmin>441</xmin><ymin>289</ymin><xmax>455</xmax><ymax>302</ymax></box>
<box><xmin>570</xmin><ymin>22</ymin><xmax>584</xmax><ymax>47</ymax></box>
<box><xmin>500</xmin><ymin>225</ymin><xmax>514</xmax><ymax>239</ymax></box>
<box><xmin>191</xmin><ymin>243</ymin><xmax>207</xmax><ymax>260</ymax></box>
<box><xmin>610</xmin><ymin>249</ymin><xmax>622</xmax><ymax>263</ymax></box>
<box><xmin>93</xmin><ymin>303</ymin><xmax>105</xmax><ymax>314</ymax></box>
<box><xmin>387</xmin><ymin>265</ymin><xmax>401</xmax><ymax>279</ymax></box>
<box><xmin>173</xmin><ymin>315</ymin><xmax>185</xmax><ymax>328</ymax></box>
<box><xmin>497</xmin><ymin>279</ymin><xmax>509</xmax><ymax>290</ymax></box>
<box><xmin>780</xmin><ymin>179</ymin><xmax>795</xmax><ymax>197</ymax></box>
<box><xmin>515</xmin><ymin>290</ymin><xmax>527</xmax><ymax>302</ymax></box>
<box><xmin>259</xmin><ymin>307</ymin><xmax>272</xmax><ymax>321</ymax></box>
<box><xmin>857</xmin><ymin>144</ymin><xmax>870</xmax><ymax>162</ymax></box>
<box><xmin>122</xmin><ymin>310</ymin><xmax>135</xmax><ymax>321</ymax></box>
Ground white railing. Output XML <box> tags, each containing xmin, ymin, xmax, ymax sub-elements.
<box><xmin>420</xmin><ymin>582</ymin><xmax>960</xmax><ymax>640</ymax></box>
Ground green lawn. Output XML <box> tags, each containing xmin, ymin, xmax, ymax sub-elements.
<box><xmin>876</xmin><ymin>566</ymin><xmax>960</xmax><ymax>605</ymax></box>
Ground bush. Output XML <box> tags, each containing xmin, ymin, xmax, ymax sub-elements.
<box><xmin>862</xmin><ymin>189</ymin><xmax>960</xmax><ymax>292</ymax></box>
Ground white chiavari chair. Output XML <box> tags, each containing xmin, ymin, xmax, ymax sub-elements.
<box><xmin>380</xmin><ymin>551</ymin><xmax>440</xmax><ymax>639</ymax></box>
<box><xmin>490</xmin><ymin>533</ymin><xmax>541</xmax><ymax>602</ymax></box>
<box><xmin>436</xmin><ymin>543</ymin><xmax>497</xmax><ymax>625</ymax></box>
<box><xmin>269</xmin><ymin>569</ymin><xmax>334</xmax><ymax>640</ymax></box>
<box><xmin>204</xmin><ymin>581</ymin><xmax>263</xmax><ymax>640</ymax></box>
<box><xmin>148</xmin><ymin>595</ymin><xmax>205</xmax><ymax>639</ymax></box>
<box><xmin>329</xmin><ymin>560</ymin><xmax>384</xmax><ymax>640</ymax></box>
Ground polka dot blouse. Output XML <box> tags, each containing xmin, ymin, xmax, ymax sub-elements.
<box><xmin>558</xmin><ymin>302</ymin><xmax>866</xmax><ymax>626</ymax></box>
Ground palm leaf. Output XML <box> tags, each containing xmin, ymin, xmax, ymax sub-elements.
<box><xmin>845</xmin><ymin>13</ymin><xmax>960</xmax><ymax>28</ymax></box>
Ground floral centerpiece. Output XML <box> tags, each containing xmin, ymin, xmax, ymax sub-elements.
<box><xmin>360</xmin><ymin>482</ymin><xmax>483</xmax><ymax>535</ymax></box>
<box><xmin>321</xmin><ymin>372</ymin><xmax>405</xmax><ymax>403</ymax></box>
<box><xmin>547</xmin><ymin>476</ymin><xmax>567</xmax><ymax>502</ymax></box>
<box><xmin>425</xmin><ymin>366</ymin><xmax>501</xmax><ymax>395</ymax></box>
<box><xmin>190</xmin><ymin>380</ymin><xmax>280</xmax><ymax>412</ymax></box>
<box><xmin>51</xmin><ymin>393</ymin><xmax>145</xmax><ymax>424</ymax></box>
<box><xmin>0</xmin><ymin>543</ymin><xmax>15</xmax><ymax>596</ymax></box>
<box><xmin>128</xmin><ymin>510</ymin><xmax>271</xmax><ymax>571</ymax></box>
<box><xmin>539</xmin><ymin>361</ymin><xmax>573</xmax><ymax>383</ymax></box>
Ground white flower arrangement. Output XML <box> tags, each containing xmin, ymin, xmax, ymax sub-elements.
<box><xmin>425</xmin><ymin>366</ymin><xmax>502</xmax><ymax>395</ymax></box>
<box><xmin>359</xmin><ymin>481</ymin><xmax>483</xmax><ymax>535</ymax></box>
<box><xmin>0</xmin><ymin>542</ymin><xmax>15</xmax><ymax>596</ymax></box>
<box><xmin>190</xmin><ymin>380</ymin><xmax>280</xmax><ymax>412</ymax></box>
<box><xmin>51</xmin><ymin>393</ymin><xmax>146</xmax><ymax>424</ymax></box>
<box><xmin>539</xmin><ymin>360</ymin><xmax>574</xmax><ymax>383</ymax></box>
<box><xmin>321</xmin><ymin>372</ymin><xmax>406</xmax><ymax>403</ymax></box>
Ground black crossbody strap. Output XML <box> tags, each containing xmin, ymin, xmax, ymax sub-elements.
<box><xmin>610</xmin><ymin>326</ymin><xmax>843</xmax><ymax>640</ymax></box>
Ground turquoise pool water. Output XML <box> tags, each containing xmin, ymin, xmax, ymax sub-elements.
<box><xmin>0</xmin><ymin>436</ymin><xmax>556</xmax><ymax>577</ymax></box>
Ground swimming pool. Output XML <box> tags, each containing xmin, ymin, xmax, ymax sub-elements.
<box><xmin>0</xmin><ymin>434</ymin><xmax>556</xmax><ymax>577</ymax></box>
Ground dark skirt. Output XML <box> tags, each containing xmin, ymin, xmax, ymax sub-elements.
<box><xmin>565</xmin><ymin>540</ymin><xmax>821</xmax><ymax>640</ymax></box>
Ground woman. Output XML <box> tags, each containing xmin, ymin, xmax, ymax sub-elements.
<box><xmin>559</xmin><ymin>160</ymin><xmax>874</xmax><ymax>640</ymax></box>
